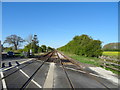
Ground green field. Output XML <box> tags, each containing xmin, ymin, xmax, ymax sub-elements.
<box><xmin>103</xmin><ymin>51</ymin><xmax>119</xmax><ymax>56</ymax></box>
<box><xmin>103</xmin><ymin>51</ymin><xmax>120</xmax><ymax>59</ymax></box>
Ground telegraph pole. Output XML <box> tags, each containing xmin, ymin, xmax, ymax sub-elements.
<box><xmin>0</xmin><ymin>40</ymin><xmax>2</xmax><ymax>68</ymax></box>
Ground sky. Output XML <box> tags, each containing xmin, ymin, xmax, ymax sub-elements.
<box><xmin>2</xmin><ymin>2</ymin><xmax>118</xmax><ymax>48</ymax></box>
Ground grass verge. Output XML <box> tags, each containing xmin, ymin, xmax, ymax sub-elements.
<box><xmin>61</xmin><ymin>51</ymin><xmax>102</xmax><ymax>66</ymax></box>
<box><xmin>60</xmin><ymin>51</ymin><xmax>119</xmax><ymax>75</ymax></box>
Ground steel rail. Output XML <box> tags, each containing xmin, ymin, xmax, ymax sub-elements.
<box><xmin>0</xmin><ymin>52</ymin><xmax>52</xmax><ymax>81</ymax></box>
<box><xmin>38</xmin><ymin>51</ymin><xmax>52</xmax><ymax>59</ymax></box>
<box><xmin>20</xmin><ymin>51</ymin><xmax>54</xmax><ymax>90</ymax></box>
<box><xmin>57</xmin><ymin>50</ymin><xmax>111</xmax><ymax>90</ymax></box>
<box><xmin>56</xmin><ymin>51</ymin><xmax>74</xmax><ymax>89</ymax></box>
<box><xmin>2</xmin><ymin>59</ymin><xmax>34</xmax><ymax>72</ymax></box>
<box><xmin>0</xmin><ymin>60</ymin><xmax>36</xmax><ymax>81</ymax></box>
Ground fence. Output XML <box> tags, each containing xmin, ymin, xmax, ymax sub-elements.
<box><xmin>99</xmin><ymin>56</ymin><xmax>120</xmax><ymax>72</ymax></box>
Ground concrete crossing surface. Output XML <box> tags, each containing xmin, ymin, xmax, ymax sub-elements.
<box><xmin>0</xmin><ymin>51</ymin><xmax>119</xmax><ymax>89</ymax></box>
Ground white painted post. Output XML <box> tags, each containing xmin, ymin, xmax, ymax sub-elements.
<box><xmin>30</xmin><ymin>49</ymin><xmax>32</xmax><ymax>55</ymax></box>
<box><xmin>104</xmin><ymin>59</ymin><xmax>106</xmax><ymax>69</ymax></box>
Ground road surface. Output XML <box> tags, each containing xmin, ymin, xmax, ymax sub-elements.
<box><xmin>0</xmin><ymin>51</ymin><xmax>118</xmax><ymax>89</ymax></box>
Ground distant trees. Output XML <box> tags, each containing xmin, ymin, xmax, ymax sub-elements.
<box><xmin>4</xmin><ymin>35</ymin><xmax>25</xmax><ymax>50</ymax></box>
<box><xmin>24</xmin><ymin>35</ymin><xmax>39</xmax><ymax>53</ymax></box>
<box><xmin>41</xmin><ymin>45</ymin><xmax>47</xmax><ymax>52</ymax></box>
<box><xmin>39</xmin><ymin>45</ymin><xmax>54</xmax><ymax>53</ymax></box>
<box><xmin>3</xmin><ymin>34</ymin><xmax>54</xmax><ymax>54</ymax></box>
<box><xmin>47</xmin><ymin>46</ymin><xmax>54</xmax><ymax>52</ymax></box>
<box><xmin>38</xmin><ymin>47</ymin><xmax>43</xmax><ymax>53</ymax></box>
<box><xmin>58</xmin><ymin>34</ymin><xmax>103</xmax><ymax>57</ymax></box>
<box><xmin>3</xmin><ymin>47</ymin><xmax>13</xmax><ymax>52</ymax></box>
<box><xmin>24</xmin><ymin>35</ymin><xmax>54</xmax><ymax>53</ymax></box>
<box><xmin>103</xmin><ymin>43</ymin><xmax>120</xmax><ymax>51</ymax></box>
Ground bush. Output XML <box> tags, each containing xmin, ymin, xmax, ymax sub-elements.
<box><xmin>58</xmin><ymin>34</ymin><xmax>103</xmax><ymax>57</ymax></box>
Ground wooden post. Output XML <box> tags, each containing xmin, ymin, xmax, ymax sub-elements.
<box><xmin>104</xmin><ymin>59</ymin><xmax>106</xmax><ymax>69</ymax></box>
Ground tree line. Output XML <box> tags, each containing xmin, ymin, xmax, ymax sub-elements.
<box><xmin>3</xmin><ymin>34</ymin><xmax>54</xmax><ymax>53</ymax></box>
<box><xmin>103</xmin><ymin>43</ymin><xmax>120</xmax><ymax>51</ymax></box>
<box><xmin>57</xmin><ymin>34</ymin><xmax>103</xmax><ymax>57</ymax></box>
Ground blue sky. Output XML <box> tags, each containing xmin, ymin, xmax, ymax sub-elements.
<box><xmin>2</xmin><ymin>2</ymin><xmax>118</xmax><ymax>48</ymax></box>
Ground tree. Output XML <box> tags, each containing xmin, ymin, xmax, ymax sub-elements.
<box><xmin>25</xmin><ymin>34</ymin><xmax>33</xmax><ymax>44</ymax></box>
<box><xmin>47</xmin><ymin>46</ymin><xmax>54</xmax><ymax>52</ymax></box>
<box><xmin>41</xmin><ymin>45</ymin><xmax>47</xmax><ymax>52</ymax></box>
<box><xmin>3</xmin><ymin>47</ymin><xmax>13</xmax><ymax>52</ymax></box>
<box><xmin>24</xmin><ymin>35</ymin><xmax>39</xmax><ymax>53</ymax></box>
<box><xmin>38</xmin><ymin>47</ymin><xmax>43</xmax><ymax>53</ymax></box>
<box><xmin>4</xmin><ymin>35</ymin><xmax>24</xmax><ymax>50</ymax></box>
<box><xmin>103</xmin><ymin>43</ymin><xmax>120</xmax><ymax>51</ymax></box>
<box><xmin>58</xmin><ymin>34</ymin><xmax>103</xmax><ymax>57</ymax></box>
<box><xmin>31</xmin><ymin>35</ymin><xmax>39</xmax><ymax>53</ymax></box>
<box><xmin>85</xmin><ymin>40</ymin><xmax>102</xmax><ymax>57</ymax></box>
<box><xmin>32</xmin><ymin>35</ymin><xmax>39</xmax><ymax>46</ymax></box>
<box><xmin>24</xmin><ymin>43</ymin><xmax>31</xmax><ymax>52</ymax></box>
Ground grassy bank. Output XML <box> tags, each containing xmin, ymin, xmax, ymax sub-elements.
<box><xmin>60</xmin><ymin>51</ymin><xmax>119</xmax><ymax>74</ymax></box>
<box><xmin>61</xmin><ymin>51</ymin><xmax>102</xmax><ymax>67</ymax></box>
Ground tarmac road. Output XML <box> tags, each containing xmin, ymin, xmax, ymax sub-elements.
<box><xmin>0</xmin><ymin>58</ymin><xmax>118</xmax><ymax>89</ymax></box>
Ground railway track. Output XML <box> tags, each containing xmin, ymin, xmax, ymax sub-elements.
<box><xmin>56</xmin><ymin>51</ymin><xmax>74</xmax><ymax>89</ymax></box>
<box><xmin>20</xmin><ymin>51</ymin><xmax>54</xmax><ymax>90</ymax></box>
<box><xmin>0</xmin><ymin>60</ymin><xmax>35</xmax><ymax>81</ymax></box>
<box><xmin>0</xmin><ymin>50</ymin><xmax>117</xmax><ymax>89</ymax></box>
<box><xmin>55</xmin><ymin>51</ymin><xmax>111</xmax><ymax>90</ymax></box>
<box><xmin>0</xmin><ymin>52</ymin><xmax>53</xmax><ymax>81</ymax></box>
<box><xmin>0</xmin><ymin>51</ymin><xmax>54</xmax><ymax>89</ymax></box>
